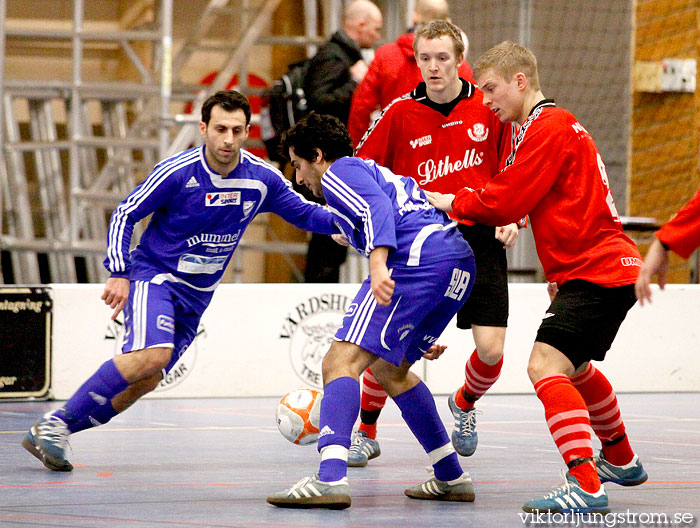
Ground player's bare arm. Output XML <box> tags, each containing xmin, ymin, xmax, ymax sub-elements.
<box><xmin>425</xmin><ymin>190</ymin><xmax>455</xmax><ymax>213</ymax></box>
<box><xmin>369</xmin><ymin>246</ymin><xmax>395</xmax><ymax>306</ymax></box>
<box><xmin>496</xmin><ymin>223</ymin><xmax>519</xmax><ymax>248</ymax></box>
<box><xmin>101</xmin><ymin>276</ymin><xmax>130</xmax><ymax>320</ymax></box>
<box><xmin>635</xmin><ymin>238</ymin><xmax>669</xmax><ymax>306</ymax></box>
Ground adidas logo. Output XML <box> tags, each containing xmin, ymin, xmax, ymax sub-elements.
<box><xmin>186</xmin><ymin>176</ymin><xmax>199</xmax><ymax>188</ymax></box>
<box><xmin>318</xmin><ymin>425</ymin><xmax>335</xmax><ymax>438</ymax></box>
<box><xmin>89</xmin><ymin>391</ymin><xmax>108</xmax><ymax>405</ymax></box>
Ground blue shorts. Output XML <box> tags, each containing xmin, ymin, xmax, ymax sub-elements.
<box><xmin>121</xmin><ymin>280</ymin><xmax>206</xmax><ymax>373</ymax></box>
<box><xmin>335</xmin><ymin>255</ymin><xmax>475</xmax><ymax>366</ymax></box>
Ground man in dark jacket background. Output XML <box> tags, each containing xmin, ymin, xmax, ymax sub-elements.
<box><xmin>305</xmin><ymin>0</ymin><xmax>383</xmax><ymax>124</ymax></box>
<box><xmin>302</xmin><ymin>0</ymin><xmax>383</xmax><ymax>283</ymax></box>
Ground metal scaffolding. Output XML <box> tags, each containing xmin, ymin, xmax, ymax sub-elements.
<box><xmin>0</xmin><ymin>0</ymin><xmax>342</xmax><ymax>284</ymax></box>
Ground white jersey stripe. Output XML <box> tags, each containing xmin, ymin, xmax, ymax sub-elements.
<box><xmin>107</xmin><ymin>149</ymin><xmax>200</xmax><ymax>272</ymax></box>
<box><xmin>108</xmin><ymin>149</ymin><xmax>199</xmax><ymax>270</ymax></box>
<box><xmin>324</xmin><ymin>170</ymin><xmax>375</xmax><ymax>253</ymax></box>
<box><xmin>408</xmin><ymin>221</ymin><xmax>457</xmax><ymax>266</ymax></box>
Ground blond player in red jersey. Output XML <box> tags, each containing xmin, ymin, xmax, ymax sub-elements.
<box><xmin>427</xmin><ymin>41</ymin><xmax>647</xmax><ymax>514</ymax></box>
<box><xmin>348</xmin><ymin>20</ymin><xmax>517</xmax><ymax>468</ymax></box>
<box><xmin>636</xmin><ymin>187</ymin><xmax>700</xmax><ymax>304</ymax></box>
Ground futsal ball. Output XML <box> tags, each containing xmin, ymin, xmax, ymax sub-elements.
<box><xmin>276</xmin><ymin>388</ymin><xmax>323</xmax><ymax>445</ymax></box>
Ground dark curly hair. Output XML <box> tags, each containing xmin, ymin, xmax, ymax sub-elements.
<box><xmin>201</xmin><ymin>90</ymin><xmax>251</xmax><ymax>125</ymax></box>
<box><xmin>280</xmin><ymin>112</ymin><xmax>353</xmax><ymax>163</ymax></box>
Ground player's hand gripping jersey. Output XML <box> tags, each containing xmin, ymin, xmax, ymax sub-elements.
<box><xmin>322</xmin><ymin>157</ymin><xmax>472</xmax><ymax>267</ymax></box>
<box><xmin>104</xmin><ymin>146</ymin><xmax>336</xmax><ymax>291</ymax></box>
<box><xmin>452</xmin><ymin>101</ymin><xmax>641</xmax><ymax>287</ymax></box>
<box><xmin>355</xmin><ymin>81</ymin><xmax>511</xmax><ymax>225</ymax></box>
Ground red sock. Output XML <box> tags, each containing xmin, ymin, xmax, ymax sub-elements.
<box><xmin>572</xmin><ymin>363</ymin><xmax>634</xmax><ymax>466</ymax></box>
<box><xmin>535</xmin><ymin>375</ymin><xmax>600</xmax><ymax>493</ymax></box>
<box><xmin>358</xmin><ymin>368</ymin><xmax>387</xmax><ymax>440</ymax></box>
<box><xmin>455</xmin><ymin>348</ymin><xmax>503</xmax><ymax>410</ymax></box>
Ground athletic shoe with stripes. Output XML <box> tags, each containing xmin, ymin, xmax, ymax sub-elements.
<box><xmin>596</xmin><ymin>452</ymin><xmax>648</xmax><ymax>486</ymax></box>
<box><xmin>347</xmin><ymin>430</ymin><xmax>381</xmax><ymax>467</ymax></box>
<box><xmin>448</xmin><ymin>391</ymin><xmax>480</xmax><ymax>457</ymax></box>
<box><xmin>21</xmin><ymin>413</ymin><xmax>73</xmax><ymax>472</ymax></box>
<box><xmin>266</xmin><ymin>475</ymin><xmax>351</xmax><ymax>509</ymax></box>
<box><xmin>404</xmin><ymin>473</ymin><xmax>475</xmax><ymax>502</ymax></box>
<box><xmin>522</xmin><ymin>472</ymin><xmax>610</xmax><ymax>514</ymax></box>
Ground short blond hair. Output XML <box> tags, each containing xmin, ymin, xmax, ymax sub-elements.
<box><xmin>474</xmin><ymin>40</ymin><xmax>540</xmax><ymax>90</ymax></box>
<box><xmin>413</xmin><ymin>19</ymin><xmax>465</xmax><ymax>59</ymax></box>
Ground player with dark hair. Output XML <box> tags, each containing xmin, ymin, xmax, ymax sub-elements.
<box><xmin>427</xmin><ymin>41</ymin><xmax>647</xmax><ymax>514</ymax></box>
<box><xmin>22</xmin><ymin>90</ymin><xmax>338</xmax><ymax>472</ymax></box>
<box><xmin>351</xmin><ymin>18</ymin><xmax>516</xmax><ymax>467</ymax></box>
<box><xmin>636</xmin><ymin>187</ymin><xmax>700</xmax><ymax>304</ymax></box>
<box><xmin>267</xmin><ymin>112</ymin><xmax>476</xmax><ymax>509</ymax></box>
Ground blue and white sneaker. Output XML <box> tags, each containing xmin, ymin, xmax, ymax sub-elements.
<box><xmin>21</xmin><ymin>413</ymin><xmax>73</xmax><ymax>472</ymax></box>
<box><xmin>266</xmin><ymin>475</ymin><xmax>351</xmax><ymax>509</ymax></box>
<box><xmin>448</xmin><ymin>391</ymin><xmax>480</xmax><ymax>456</ymax></box>
<box><xmin>596</xmin><ymin>452</ymin><xmax>648</xmax><ymax>486</ymax></box>
<box><xmin>523</xmin><ymin>472</ymin><xmax>610</xmax><ymax>514</ymax></box>
<box><xmin>347</xmin><ymin>430</ymin><xmax>381</xmax><ymax>467</ymax></box>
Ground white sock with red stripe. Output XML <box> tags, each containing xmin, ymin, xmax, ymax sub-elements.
<box><xmin>534</xmin><ymin>374</ymin><xmax>600</xmax><ymax>493</ymax></box>
<box><xmin>572</xmin><ymin>363</ymin><xmax>635</xmax><ymax>465</ymax></box>
<box><xmin>455</xmin><ymin>349</ymin><xmax>502</xmax><ymax>410</ymax></box>
<box><xmin>358</xmin><ymin>368</ymin><xmax>388</xmax><ymax>439</ymax></box>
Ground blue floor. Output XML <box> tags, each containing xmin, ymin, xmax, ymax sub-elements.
<box><xmin>1</xmin><ymin>393</ymin><xmax>699</xmax><ymax>528</ymax></box>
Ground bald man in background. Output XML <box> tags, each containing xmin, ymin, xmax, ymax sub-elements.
<box><xmin>301</xmin><ymin>0</ymin><xmax>384</xmax><ymax>284</ymax></box>
<box><xmin>347</xmin><ymin>0</ymin><xmax>473</xmax><ymax>146</ymax></box>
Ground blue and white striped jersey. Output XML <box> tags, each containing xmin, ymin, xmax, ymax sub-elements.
<box><xmin>104</xmin><ymin>146</ymin><xmax>336</xmax><ymax>292</ymax></box>
<box><xmin>322</xmin><ymin>157</ymin><xmax>472</xmax><ymax>267</ymax></box>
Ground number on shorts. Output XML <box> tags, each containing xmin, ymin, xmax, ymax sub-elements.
<box><xmin>445</xmin><ymin>268</ymin><xmax>471</xmax><ymax>302</ymax></box>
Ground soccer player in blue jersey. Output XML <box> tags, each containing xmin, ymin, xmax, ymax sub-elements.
<box><xmin>21</xmin><ymin>90</ymin><xmax>339</xmax><ymax>472</ymax></box>
<box><xmin>266</xmin><ymin>112</ymin><xmax>477</xmax><ymax>509</ymax></box>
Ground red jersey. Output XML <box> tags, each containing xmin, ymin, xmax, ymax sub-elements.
<box><xmin>347</xmin><ymin>32</ymin><xmax>473</xmax><ymax>146</ymax></box>
<box><xmin>452</xmin><ymin>101</ymin><xmax>642</xmax><ymax>287</ymax></box>
<box><xmin>656</xmin><ymin>187</ymin><xmax>700</xmax><ymax>259</ymax></box>
<box><xmin>355</xmin><ymin>80</ymin><xmax>510</xmax><ymax>225</ymax></box>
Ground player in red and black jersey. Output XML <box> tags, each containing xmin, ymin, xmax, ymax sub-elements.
<box><xmin>350</xmin><ymin>20</ymin><xmax>519</xmax><ymax>467</ymax></box>
<box><xmin>428</xmin><ymin>41</ymin><xmax>647</xmax><ymax>514</ymax></box>
<box><xmin>636</xmin><ymin>187</ymin><xmax>700</xmax><ymax>304</ymax></box>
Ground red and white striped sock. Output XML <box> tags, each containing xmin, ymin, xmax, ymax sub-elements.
<box><xmin>358</xmin><ymin>368</ymin><xmax>388</xmax><ymax>440</ymax></box>
<box><xmin>455</xmin><ymin>349</ymin><xmax>503</xmax><ymax>410</ymax></box>
<box><xmin>572</xmin><ymin>363</ymin><xmax>634</xmax><ymax>466</ymax></box>
<box><xmin>535</xmin><ymin>374</ymin><xmax>600</xmax><ymax>493</ymax></box>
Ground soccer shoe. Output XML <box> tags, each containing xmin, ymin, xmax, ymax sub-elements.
<box><xmin>21</xmin><ymin>413</ymin><xmax>73</xmax><ymax>472</ymax></box>
<box><xmin>347</xmin><ymin>430</ymin><xmax>381</xmax><ymax>467</ymax></box>
<box><xmin>404</xmin><ymin>472</ymin><xmax>475</xmax><ymax>502</ymax></box>
<box><xmin>596</xmin><ymin>452</ymin><xmax>648</xmax><ymax>486</ymax></box>
<box><xmin>266</xmin><ymin>475</ymin><xmax>351</xmax><ymax>509</ymax></box>
<box><xmin>448</xmin><ymin>391</ymin><xmax>480</xmax><ymax>457</ymax></box>
<box><xmin>522</xmin><ymin>472</ymin><xmax>610</xmax><ymax>514</ymax></box>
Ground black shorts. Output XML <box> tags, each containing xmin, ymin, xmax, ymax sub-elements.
<box><xmin>535</xmin><ymin>279</ymin><xmax>637</xmax><ymax>369</ymax></box>
<box><xmin>455</xmin><ymin>223</ymin><xmax>509</xmax><ymax>329</ymax></box>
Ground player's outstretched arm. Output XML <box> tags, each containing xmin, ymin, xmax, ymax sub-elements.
<box><xmin>369</xmin><ymin>246</ymin><xmax>394</xmax><ymax>306</ymax></box>
<box><xmin>635</xmin><ymin>238</ymin><xmax>668</xmax><ymax>306</ymax></box>
<box><xmin>101</xmin><ymin>277</ymin><xmax>130</xmax><ymax>320</ymax></box>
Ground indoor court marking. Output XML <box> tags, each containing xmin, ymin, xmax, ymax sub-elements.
<box><xmin>1</xmin><ymin>393</ymin><xmax>698</xmax><ymax>528</ymax></box>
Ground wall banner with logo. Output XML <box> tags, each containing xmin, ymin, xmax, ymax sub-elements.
<box><xmin>0</xmin><ymin>286</ymin><xmax>52</xmax><ymax>399</ymax></box>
